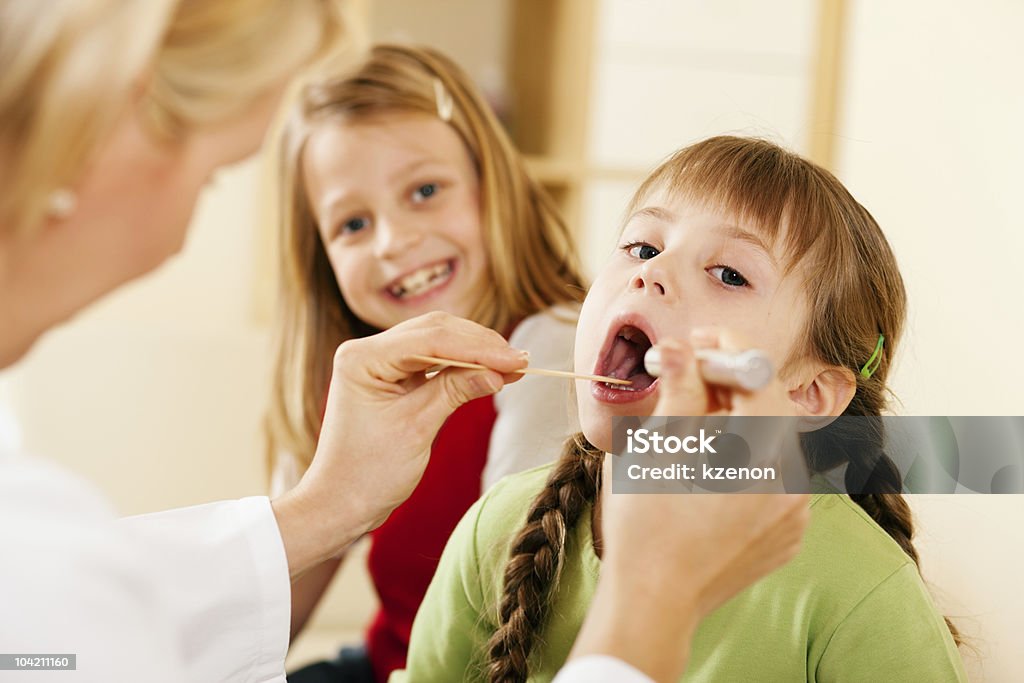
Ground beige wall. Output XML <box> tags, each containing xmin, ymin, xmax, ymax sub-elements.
<box><xmin>836</xmin><ymin>2</ymin><xmax>1024</xmax><ymax>680</ymax></box>
<box><xmin>580</xmin><ymin>0</ymin><xmax>818</xmax><ymax>272</ymax></box>
<box><xmin>1</xmin><ymin>0</ymin><xmax>1021</xmax><ymax>679</ymax></box>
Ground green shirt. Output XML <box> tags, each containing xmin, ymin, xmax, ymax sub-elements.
<box><xmin>393</xmin><ymin>464</ymin><xmax>966</xmax><ymax>682</ymax></box>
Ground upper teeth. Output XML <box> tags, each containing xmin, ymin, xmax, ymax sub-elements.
<box><xmin>619</xmin><ymin>327</ymin><xmax>648</xmax><ymax>344</ymax></box>
<box><xmin>389</xmin><ymin>262</ymin><xmax>452</xmax><ymax>299</ymax></box>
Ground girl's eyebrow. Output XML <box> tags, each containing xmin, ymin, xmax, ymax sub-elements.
<box><xmin>388</xmin><ymin>157</ymin><xmax>445</xmax><ymax>184</ymax></box>
<box><xmin>628</xmin><ymin>206</ymin><xmax>676</xmax><ymax>223</ymax></box>
<box><xmin>712</xmin><ymin>223</ymin><xmax>776</xmax><ymax>266</ymax></box>
<box><xmin>628</xmin><ymin>206</ymin><xmax>776</xmax><ymax>266</ymax></box>
<box><xmin>318</xmin><ymin>159</ymin><xmax>446</xmax><ymax>224</ymax></box>
<box><xmin>318</xmin><ymin>189</ymin><xmax>357</xmax><ymax>227</ymax></box>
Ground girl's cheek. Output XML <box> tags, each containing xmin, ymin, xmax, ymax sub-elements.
<box><xmin>333</xmin><ymin>253</ymin><xmax>366</xmax><ymax>295</ymax></box>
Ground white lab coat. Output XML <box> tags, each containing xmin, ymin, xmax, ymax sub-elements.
<box><xmin>0</xmin><ymin>449</ymin><xmax>651</xmax><ymax>683</ymax></box>
<box><xmin>0</xmin><ymin>448</ymin><xmax>289</xmax><ymax>682</ymax></box>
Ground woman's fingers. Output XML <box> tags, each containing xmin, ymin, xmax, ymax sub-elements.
<box><xmin>651</xmin><ymin>340</ymin><xmax>709</xmax><ymax>416</ymax></box>
<box><xmin>697</xmin><ymin>493</ymin><xmax>811</xmax><ymax>612</ymax></box>
<box><xmin>395</xmin><ymin>311</ymin><xmax>528</xmax><ymax>371</ymax></box>
<box><xmin>600</xmin><ymin>484</ymin><xmax>812</xmax><ymax>621</ymax></box>
<box><xmin>354</xmin><ymin>312</ymin><xmax>528</xmax><ymax>425</ymax></box>
<box><xmin>688</xmin><ymin>326</ymin><xmax>794</xmax><ymax>417</ymax></box>
<box><xmin>414</xmin><ymin>366</ymin><xmax>506</xmax><ymax>417</ymax></box>
<box><xmin>689</xmin><ymin>327</ymin><xmax>802</xmax><ymax>488</ymax></box>
<box><xmin>339</xmin><ymin>311</ymin><xmax>528</xmax><ymax>387</ymax></box>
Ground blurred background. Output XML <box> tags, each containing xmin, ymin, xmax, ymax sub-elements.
<box><xmin>1</xmin><ymin>1</ymin><xmax>1021</xmax><ymax>680</ymax></box>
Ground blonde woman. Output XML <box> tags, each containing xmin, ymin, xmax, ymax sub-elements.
<box><xmin>0</xmin><ymin>2</ymin><xmax>525</xmax><ymax>681</ymax></box>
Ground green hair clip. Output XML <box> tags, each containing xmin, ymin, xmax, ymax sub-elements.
<box><xmin>860</xmin><ymin>334</ymin><xmax>885</xmax><ymax>379</ymax></box>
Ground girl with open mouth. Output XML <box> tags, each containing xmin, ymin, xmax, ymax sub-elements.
<box><xmin>394</xmin><ymin>136</ymin><xmax>966</xmax><ymax>682</ymax></box>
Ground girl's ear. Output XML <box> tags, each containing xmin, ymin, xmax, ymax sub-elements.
<box><xmin>788</xmin><ymin>366</ymin><xmax>857</xmax><ymax>417</ymax></box>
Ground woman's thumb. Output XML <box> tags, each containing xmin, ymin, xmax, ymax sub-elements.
<box><xmin>651</xmin><ymin>340</ymin><xmax>708</xmax><ymax>415</ymax></box>
<box><xmin>419</xmin><ymin>367</ymin><xmax>504</xmax><ymax>422</ymax></box>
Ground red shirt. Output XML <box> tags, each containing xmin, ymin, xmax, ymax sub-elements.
<box><xmin>364</xmin><ymin>395</ymin><xmax>498</xmax><ymax>682</ymax></box>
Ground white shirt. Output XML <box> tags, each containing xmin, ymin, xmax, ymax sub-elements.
<box><xmin>555</xmin><ymin>656</ymin><xmax>654</xmax><ymax>683</ymax></box>
<box><xmin>0</xmin><ymin>449</ymin><xmax>289</xmax><ymax>682</ymax></box>
<box><xmin>0</xmin><ymin>449</ymin><xmax>650</xmax><ymax>683</ymax></box>
<box><xmin>483</xmin><ymin>303</ymin><xmax>580</xmax><ymax>490</ymax></box>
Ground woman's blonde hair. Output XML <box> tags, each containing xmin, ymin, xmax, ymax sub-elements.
<box><xmin>266</xmin><ymin>44</ymin><xmax>587</xmax><ymax>473</ymax></box>
<box><xmin>0</xmin><ymin>0</ymin><xmax>348</xmax><ymax>236</ymax></box>
<box><xmin>485</xmin><ymin>136</ymin><xmax>960</xmax><ymax>682</ymax></box>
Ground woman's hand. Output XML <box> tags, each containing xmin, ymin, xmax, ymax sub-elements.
<box><xmin>652</xmin><ymin>327</ymin><xmax>797</xmax><ymax>417</ymax></box>
<box><xmin>649</xmin><ymin>326</ymin><xmax>807</xmax><ymax>492</ymax></box>
<box><xmin>571</xmin><ymin>326</ymin><xmax>809</xmax><ymax>682</ymax></box>
<box><xmin>272</xmin><ymin>311</ymin><xmax>527</xmax><ymax>579</ymax></box>
<box><xmin>575</xmin><ymin>462</ymin><xmax>810</xmax><ymax>682</ymax></box>
<box><xmin>598</xmin><ymin>457</ymin><xmax>810</xmax><ymax>620</ymax></box>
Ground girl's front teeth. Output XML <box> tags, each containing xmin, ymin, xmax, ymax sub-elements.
<box><xmin>390</xmin><ymin>262</ymin><xmax>452</xmax><ymax>298</ymax></box>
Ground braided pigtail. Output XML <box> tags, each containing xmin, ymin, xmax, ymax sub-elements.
<box><xmin>803</xmin><ymin>393</ymin><xmax>962</xmax><ymax>646</ymax></box>
<box><xmin>485</xmin><ymin>434</ymin><xmax>603</xmax><ymax>683</ymax></box>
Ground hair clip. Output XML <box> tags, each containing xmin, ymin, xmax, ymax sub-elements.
<box><xmin>46</xmin><ymin>188</ymin><xmax>78</xmax><ymax>220</ymax></box>
<box><xmin>433</xmin><ymin>77</ymin><xmax>453</xmax><ymax>122</ymax></box>
<box><xmin>860</xmin><ymin>334</ymin><xmax>885</xmax><ymax>379</ymax></box>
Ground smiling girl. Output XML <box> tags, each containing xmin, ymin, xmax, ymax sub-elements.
<box><xmin>265</xmin><ymin>45</ymin><xmax>586</xmax><ymax>681</ymax></box>
<box><xmin>394</xmin><ymin>136</ymin><xmax>966</xmax><ymax>682</ymax></box>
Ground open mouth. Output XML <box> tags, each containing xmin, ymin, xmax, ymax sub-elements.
<box><xmin>385</xmin><ymin>259</ymin><xmax>455</xmax><ymax>300</ymax></box>
<box><xmin>595</xmin><ymin>323</ymin><xmax>658</xmax><ymax>393</ymax></box>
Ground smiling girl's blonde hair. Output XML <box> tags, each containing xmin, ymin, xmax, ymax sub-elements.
<box><xmin>266</xmin><ymin>44</ymin><xmax>586</xmax><ymax>473</ymax></box>
<box><xmin>0</xmin><ymin>0</ymin><xmax>347</xmax><ymax>236</ymax></box>
<box><xmin>485</xmin><ymin>136</ymin><xmax>960</xmax><ymax>682</ymax></box>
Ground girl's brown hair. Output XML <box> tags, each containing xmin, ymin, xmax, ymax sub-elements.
<box><xmin>485</xmin><ymin>136</ymin><xmax>960</xmax><ymax>682</ymax></box>
<box><xmin>265</xmin><ymin>44</ymin><xmax>586</xmax><ymax>473</ymax></box>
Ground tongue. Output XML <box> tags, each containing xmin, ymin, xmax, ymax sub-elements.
<box><xmin>627</xmin><ymin>370</ymin><xmax>656</xmax><ymax>390</ymax></box>
<box><xmin>607</xmin><ymin>336</ymin><xmax>643</xmax><ymax>380</ymax></box>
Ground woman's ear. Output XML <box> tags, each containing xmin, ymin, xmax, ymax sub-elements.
<box><xmin>788</xmin><ymin>366</ymin><xmax>856</xmax><ymax>417</ymax></box>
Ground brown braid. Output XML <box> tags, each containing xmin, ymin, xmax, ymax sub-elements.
<box><xmin>803</xmin><ymin>393</ymin><xmax>963</xmax><ymax>646</ymax></box>
<box><xmin>485</xmin><ymin>435</ymin><xmax>603</xmax><ymax>683</ymax></box>
<box><xmin>850</xmin><ymin>489</ymin><xmax>961</xmax><ymax>645</ymax></box>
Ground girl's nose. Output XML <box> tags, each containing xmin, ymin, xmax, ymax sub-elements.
<box><xmin>631</xmin><ymin>262</ymin><xmax>672</xmax><ymax>298</ymax></box>
<box><xmin>374</xmin><ymin>215</ymin><xmax>424</xmax><ymax>259</ymax></box>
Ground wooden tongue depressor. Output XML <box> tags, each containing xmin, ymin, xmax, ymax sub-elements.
<box><xmin>408</xmin><ymin>354</ymin><xmax>632</xmax><ymax>385</ymax></box>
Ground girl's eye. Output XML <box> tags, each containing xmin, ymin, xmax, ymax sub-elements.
<box><xmin>709</xmin><ymin>265</ymin><xmax>749</xmax><ymax>287</ymax></box>
<box><xmin>340</xmin><ymin>216</ymin><xmax>369</xmax><ymax>236</ymax></box>
<box><xmin>626</xmin><ymin>243</ymin><xmax>661</xmax><ymax>260</ymax></box>
<box><xmin>411</xmin><ymin>183</ymin><xmax>439</xmax><ymax>203</ymax></box>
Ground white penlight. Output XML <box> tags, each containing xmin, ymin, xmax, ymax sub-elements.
<box><xmin>643</xmin><ymin>345</ymin><xmax>774</xmax><ymax>391</ymax></box>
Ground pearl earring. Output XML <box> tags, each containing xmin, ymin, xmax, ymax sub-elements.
<box><xmin>46</xmin><ymin>188</ymin><xmax>78</xmax><ymax>220</ymax></box>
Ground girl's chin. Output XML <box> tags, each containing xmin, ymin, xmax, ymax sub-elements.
<box><xmin>580</xmin><ymin>400</ymin><xmax>657</xmax><ymax>452</ymax></box>
<box><xmin>579</xmin><ymin>418</ymin><xmax>614</xmax><ymax>454</ymax></box>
